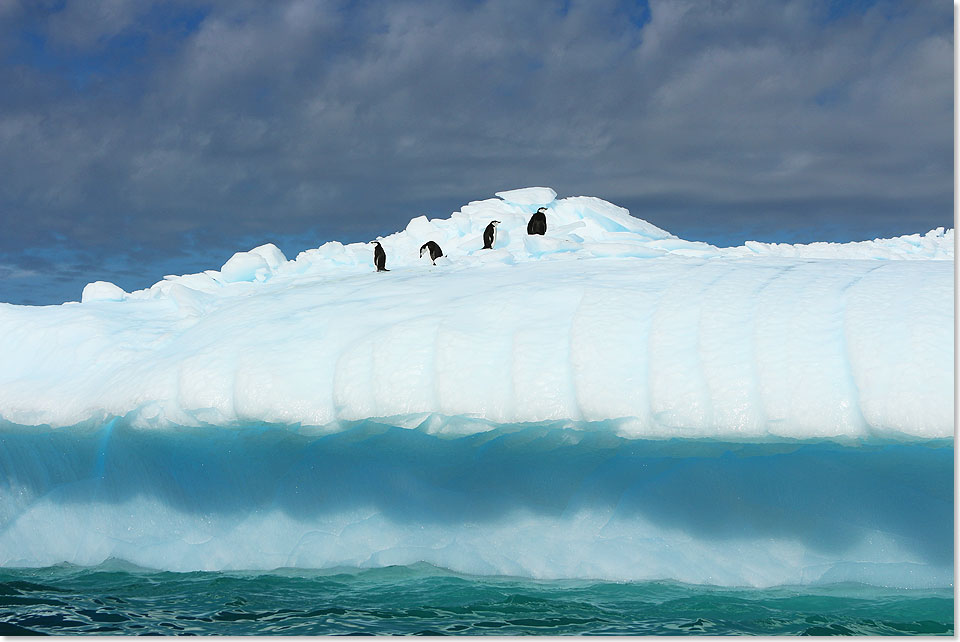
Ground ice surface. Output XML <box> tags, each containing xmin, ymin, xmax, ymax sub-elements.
<box><xmin>0</xmin><ymin>189</ymin><xmax>952</xmax><ymax>439</ymax></box>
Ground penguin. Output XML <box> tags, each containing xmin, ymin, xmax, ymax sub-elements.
<box><xmin>373</xmin><ymin>241</ymin><xmax>389</xmax><ymax>272</ymax></box>
<box><xmin>419</xmin><ymin>241</ymin><xmax>443</xmax><ymax>264</ymax></box>
<box><xmin>527</xmin><ymin>207</ymin><xmax>547</xmax><ymax>235</ymax></box>
<box><xmin>482</xmin><ymin>220</ymin><xmax>500</xmax><ymax>249</ymax></box>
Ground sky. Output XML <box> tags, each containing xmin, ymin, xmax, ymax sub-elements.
<box><xmin>0</xmin><ymin>0</ymin><xmax>953</xmax><ymax>305</ymax></box>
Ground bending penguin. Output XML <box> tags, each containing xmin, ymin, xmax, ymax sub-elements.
<box><xmin>482</xmin><ymin>220</ymin><xmax>500</xmax><ymax>249</ymax></box>
<box><xmin>373</xmin><ymin>241</ymin><xmax>389</xmax><ymax>272</ymax></box>
<box><xmin>419</xmin><ymin>241</ymin><xmax>443</xmax><ymax>264</ymax></box>
<box><xmin>527</xmin><ymin>207</ymin><xmax>547</xmax><ymax>235</ymax></box>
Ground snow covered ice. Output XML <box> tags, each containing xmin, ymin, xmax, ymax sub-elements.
<box><xmin>1</xmin><ymin>187</ymin><xmax>952</xmax><ymax>439</ymax></box>
<box><xmin>0</xmin><ymin>187</ymin><xmax>953</xmax><ymax>586</ymax></box>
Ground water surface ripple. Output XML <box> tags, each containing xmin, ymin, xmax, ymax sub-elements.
<box><xmin>0</xmin><ymin>563</ymin><xmax>952</xmax><ymax>635</ymax></box>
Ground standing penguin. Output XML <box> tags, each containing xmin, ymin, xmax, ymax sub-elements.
<box><xmin>527</xmin><ymin>207</ymin><xmax>547</xmax><ymax>235</ymax></box>
<box><xmin>373</xmin><ymin>241</ymin><xmax>389</xmax><ymax>272</ymax></box>
<box><xmin>419</xmin><ymin>241</ymin><xmax>443</xmax><ymax>264</ymax></box>
<box><xmin>482</xmin><ymin>220</ymin><xmax>500</xmax><ymax>249</ymax></box>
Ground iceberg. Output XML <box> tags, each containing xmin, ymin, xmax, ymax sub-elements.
<box><xmin>0</xmin><ymin>189</ymin><xmax>952</xmax><ymax>587</ymax></box>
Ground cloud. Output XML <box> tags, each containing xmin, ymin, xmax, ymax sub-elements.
<box><xmin>44</xmin><ymin>0</ymin><xmax>145</xmax><ymax>49</ymax></box>
<box><xmin>0</xmin><ymin>0</ymin><xmax>952</xmax><ymax>304</ymax></box>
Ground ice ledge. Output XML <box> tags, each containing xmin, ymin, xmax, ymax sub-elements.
<box><xmin>0</xmin><ymin>415</ymin><xmax>952</xmax><ymax>448</ymax></box>
<box><xmin>0</xmin><ymin>423</ymin><xmax>952</xmax><ymax>586</ymax></box>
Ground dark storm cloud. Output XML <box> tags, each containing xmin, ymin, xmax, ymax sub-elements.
<box><xmin>0</xmin><ymin>0</ymin><xmax>952</xmax><ymax>304</ymax></box>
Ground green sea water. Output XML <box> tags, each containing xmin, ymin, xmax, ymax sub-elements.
<box><xmin>0</xmin><ymin>562</ymin><xmax>952</xmax><ymax>636</ymax></box>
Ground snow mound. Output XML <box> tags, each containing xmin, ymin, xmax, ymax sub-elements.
<box><xmin>495</xmin><ymin>186</ymin><xmax>557</xmax><ymax>206</ymax></box>
<box><xmin>220</xmin><ymin>243</ymin><xmax>288</xmax><ymax>283</ymax></box>
<box><xmin>80</xmin><ymin>281</ymin><xmax>127</xmax><ymax>303</ymax></box>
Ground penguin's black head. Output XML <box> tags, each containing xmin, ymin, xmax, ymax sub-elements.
<box><xmin>492</xmin><ymin>220</ymin><xmax>500</xmax><ymax>225</ymax></box>
<box><xmin>537</xmin><ymin>207</ymin><xmax>547</xmax><ymax>213</ymax></box>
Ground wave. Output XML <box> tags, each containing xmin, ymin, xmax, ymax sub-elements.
<box><xmin>2</xmin><ymin>560</ymin><xmax>953</xmax><ymax>635</ymax></box>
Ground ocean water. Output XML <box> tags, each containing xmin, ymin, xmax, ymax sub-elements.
<box><xmin>0</xmin><ymin>562</ymin><xmax>952</xmax><ymax>636</ymax></box>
